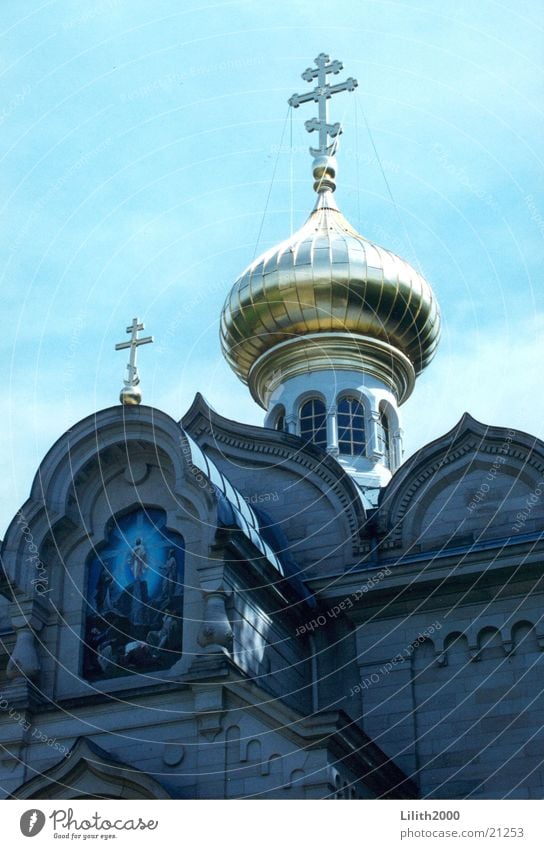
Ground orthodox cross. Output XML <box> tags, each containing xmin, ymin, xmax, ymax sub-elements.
<box><xmin>288</xmin><ymin>53</ymin><xmax>358</xmax><ymax>157</ymax></box>
<box><xmin>115</xmin><ymin>317</ymin><xmax>153</xmax><ymax>388</ymax></box>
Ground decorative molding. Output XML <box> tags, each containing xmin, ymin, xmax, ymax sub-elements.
<box><xmin>9</xmin><ymin>737</ymin><xmax>171</xmax><ymax>800</ymax></box>
<box><xmin>6</xmin><ymin>630</ymin><xmax>40</xmax><ymax>682</ymax></box>
<box><xmin>182</xmin><ymin>393</ymin><xmax>367</xmax><ymax>552</ymax></box>
<box><xmin>197</xmin><ymin>590</ymin><xmax>234</xmax><ymax>654</ymax></box>
<box><xmin>162</xmin><ymin>742</ymin><xmax>185</xmax><ymax>766</ymax></box>
<box><xmin>123</xmin><ymin>460</ymin><xmax>149</xmax><ymax>485</ymax></box>
<box><xmin>378</xmin><ymin>414</ymin><xmax>544</xmax><ymax>547</ymax></box>
<box><xmin>248</xmin><ymin>333</ymin><xmax>416</xmax><ymax>408</ymax></box>
<box><xmin>6</xmin><ymin>598</ymin><xmax>49</xmax><ymax>683</ymax></box>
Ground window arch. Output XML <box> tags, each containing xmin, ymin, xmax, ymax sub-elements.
<box><xmin>337</xmin><ymin>396</ymin><xmax>366</xmax><ymax>456</ymax></box>
<box><xmin>300</xmin><ymin>398</ymin><xmax>327</xmax><ymax>450</ymax></box>
<box><xmin>271</xmin><ymin>405</ymin><xmax>286</xmax><ymax>432</ymax></box>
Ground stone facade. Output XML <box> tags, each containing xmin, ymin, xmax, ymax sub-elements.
<box><xmin>0</xmin><ymin>400</ymin><xmax>542</xmax><ymax>799</ymax></box>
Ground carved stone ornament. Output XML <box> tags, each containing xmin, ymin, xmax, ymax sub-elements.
<box><xmin>7</xmin><ymin>628</ymin><xmax>40</xmax><ymax>681</ymax></box>
<box><xmin>197</xmin><ymin>590</ymin><xmax>233</xmax><ymax>653</ymax></box>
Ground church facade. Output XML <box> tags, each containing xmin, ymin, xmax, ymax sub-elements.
<box><xmin>1</xmin><ymin>54</ymin><xmax>543</xmax><ymax>800</ymax></box>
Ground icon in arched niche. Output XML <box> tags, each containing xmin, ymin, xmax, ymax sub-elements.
<box><xmin>83</xmin><ymin>508</ymin><xmax>184</xmax><ymax>680</ymax></box>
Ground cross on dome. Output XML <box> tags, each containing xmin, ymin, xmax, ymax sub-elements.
<box><xmin>220</xmin><ymin>50</ymin><xmax>441</xmax><ymax>449</ymax></box>
<box><xmin>288</xmin><ymin>53</ymin><xmax>358</xmax><ymax>157</ymax></box>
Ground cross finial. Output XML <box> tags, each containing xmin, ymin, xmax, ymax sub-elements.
<box><xmin>289</xmin><ymin>53</ymin><xmax>357</xmax><ymax>158</ymax></box>
<box><xmin>288</xmin><ymin>53</ymin><xmax>357</xmax><ymax>192</ymax></box>
<box><xmin>115</xmin><ymin>317</ymin><xmax>154</xmax><ymax>405</ymax></box>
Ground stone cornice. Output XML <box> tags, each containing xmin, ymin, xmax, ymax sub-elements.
<box><xmin>248</xmin><ymin>332</ymin><xmax>416</xmax><ymax>408</ymax></box>
<box><xmin>308</xmin><ymin>537</ymin><xmax>544</xmax><ymax>598</ymax></box>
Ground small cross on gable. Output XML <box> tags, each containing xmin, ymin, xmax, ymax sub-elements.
<box><xmin>115</xmin><ymin>317</ymin><xmax>153</xmax><ymax>405</ymax></box>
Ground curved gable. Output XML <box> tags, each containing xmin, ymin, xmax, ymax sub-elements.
<box><xmin>0</xmin><ymin>402</ymin><xmax>313</xmax><ymax>706</ymax></box>
<box><xmin>1</xmin><ymin>405</ymin><xmax>215</xmax><ymax>595</ymax></box>
<box><xmin>182</xmin><ymin>393</ymin><xmax>368</xmax><ymax>571</ymax></box>
<box><xmin>10</xmin><ymin>737</ymin><xmax>171</xmax><ymax>799</ymax></box>
<box><xmin>378</xmin><ymin>413</ymin><xmax>544</xmax><ymax>550</ymax></box>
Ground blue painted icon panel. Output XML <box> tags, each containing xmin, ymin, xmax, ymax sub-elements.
<box><xmin>84</xmin><ymin>508</ymin><xmax>184</xmax><ymax>679</ymax></box>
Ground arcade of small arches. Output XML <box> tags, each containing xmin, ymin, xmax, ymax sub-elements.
<box><xmin>269</xmin><ymin>392</ymin><xmax>400</xmax><ymax>470</ymax></box>
<box><xmin>416</xmin><ymin>620</ymin><xmax>543</xmax><ymax>667</ymax></box>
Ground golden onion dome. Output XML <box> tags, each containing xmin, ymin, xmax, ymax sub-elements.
<box><xmin>220</xmin><ymin>186</ymin><xmax>441</xmax><ymax>408</ymax></box>
<box><xmin>221</xmin><ymin>53</ymin><xmax>440</xmax><ymax>410</ymax></box>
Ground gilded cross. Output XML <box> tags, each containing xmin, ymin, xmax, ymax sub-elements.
<box><xmin>288</xmin><ymin>53</ymin><xmax>358</xmax><ymax>156</ymax></box>
<box><xmin>115</xmin><ymin>317</ymin><xmax>153</xmax><ymax>388</ymax></box>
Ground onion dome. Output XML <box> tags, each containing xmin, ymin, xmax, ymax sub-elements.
<box><xmin>219</xmin><ymin>54</ymin><xmax>441</xmax><ymax>410</ymax></box>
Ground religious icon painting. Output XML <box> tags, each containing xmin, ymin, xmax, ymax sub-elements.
<box><xmin>83</xmin><ymin>508</ymin><xmax>185</xmax><ymax>680</ymax></box>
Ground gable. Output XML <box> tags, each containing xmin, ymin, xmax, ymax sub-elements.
<box><xmin>182</xmin><ymin>393</ymin><xmax>368</xmax><ymax>572</ymax></box>
<box><xmin>378</xmin><ymin>414</ymin><xmax>544</xmax><ymax>551</ymax></box>
<box><xmin>10</xmin><ymin>737</ymin><xmax>171</xmax><ymax>799</ymax></box>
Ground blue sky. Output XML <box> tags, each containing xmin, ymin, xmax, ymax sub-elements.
<box><xmin>0</xmin><ymin>0</ymin><xmax>542</xmax><ymax>535</ymax></box>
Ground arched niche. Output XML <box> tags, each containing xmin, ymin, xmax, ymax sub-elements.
<box><xmin>82</xmin><ymin>506</ymin><xmax>185</xmax><ymax>681</ymax></box>
<box><xmin>511</xmin><ymin>621</ymin><xmax>539</xmax><ymax>655</ymax></box>
<box><xmin>269</xmin><ymin>404</ymin><xmax>286</xmax><ymax>432</ymax></box>
<box><xmin>444</xmin><ymin>631</ymin><xmax>470</xmax><ymax>666</ymax></box>
<box><xmin>477</xmin><ymin>627</ymin><xmax>504</xmax><ymax>662</ymax></box>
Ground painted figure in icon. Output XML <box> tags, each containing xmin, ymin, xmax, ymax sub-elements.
<box><xmin>94</xmin><ymin>565</ymin><xmax>115</xmax><ymax>614</ymax></box>
<box><xmin>127</xmin><ymin>537</ymin><xmax>149</xmax><ymax>627</ymax></box>
<box><xmin>158</xmin><ymin>548</ymin><xmax>178</xmax><ymax>602</ymax></box>
<box><xmin>147</xmin><ymin>609</ymin><xmax>180</xmax><ymax>652</ymax></box>
<box><xmin>123</xmin><ymin>611</ymin><xmax>180</xmax><ymax>669</ymax></box>
<box><xmin>128</xmin><ymin>537</ymin><xmax>147</xmax><ymax>580</ymax></box>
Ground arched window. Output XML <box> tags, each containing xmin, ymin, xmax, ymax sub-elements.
<box><xmin>272</xmin><ymin>405</ymin><xmax>286</xmax><ymax>432</ymax></box>
<box><xmin>300</xmin><ymin>398</ymin><xmax>327</xmax><ymax>450</ymax></box>
<box><xmin>379</xmin><ymin>407</ymin><xmax>391</xmax><ymax>468</ymax></box>
<box><xmin>337</xmin><ymin>396</ymin><xmax>366</xmax><ymax>456</ymax></box>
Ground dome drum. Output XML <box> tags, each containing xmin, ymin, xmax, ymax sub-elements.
<box><xmin>248</xmin><ymin>332</ymin><xmax>416</xmax><ymax>409</ymax></box>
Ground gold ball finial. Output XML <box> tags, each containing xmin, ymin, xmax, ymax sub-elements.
<box><xmin>120</xmin><ymin>384</ymin><xmax>142</xmax><ymax>405</ymax></box>
<box><xmin>312</xmin><ymin>155</ymin><xmax>337</xmax><ymax>192</ymax></box>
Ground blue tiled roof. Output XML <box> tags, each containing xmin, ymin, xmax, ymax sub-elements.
<box><xmin>182</xmin><ymin>431</ymin><xmax>285</xmax><ymax>576</ymax></box>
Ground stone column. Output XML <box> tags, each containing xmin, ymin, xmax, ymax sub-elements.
<box><xmin>326</xmin><ymin>406</ymin><xmax>339</xmax><ymax>456</ymax></box>
<box><xmin>190</xmin><ymin>543</ymin><xmax>234</xmax><ymax>668</ymax></box>
<box><xmin>392</xmin><ymin>426</ymin><xmax>404</xmax><ymax>471</ymax></box>
<box><xmin>285</xmin><ymin>413</ymin><xmax>298</xmax><ymax>435</ymax></box>
<box><xmin>369</xmin><ymin>409</ymin><xmax>382</xmax><ymax>461</ymax></box>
